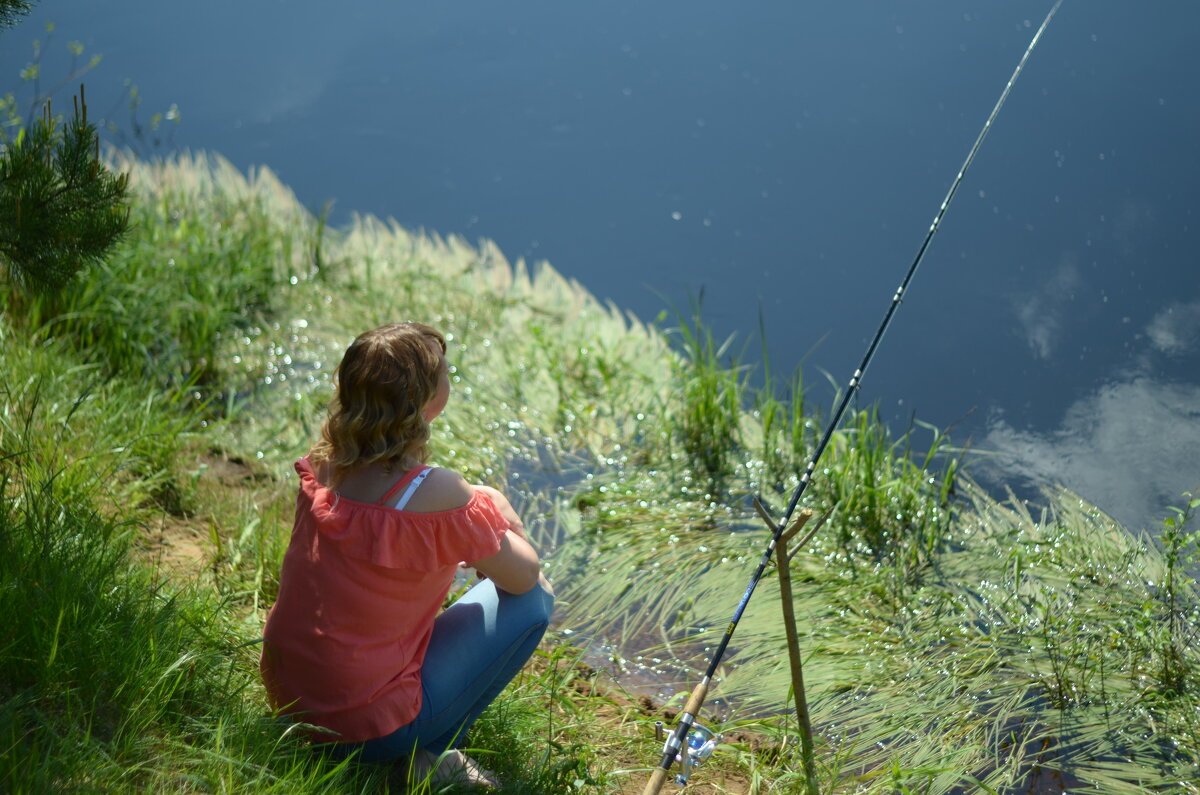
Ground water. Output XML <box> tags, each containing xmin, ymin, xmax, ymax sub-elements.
<box><xmin>3</xmin><ymin>0</ymin><xmax>1197</xmax><ymax>532</ymax></box>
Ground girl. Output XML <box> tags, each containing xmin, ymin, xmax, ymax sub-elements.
<box><xmin>261</xmin><ymin>321</ymin><xmax>555</xmax><ymax>788</ymax></box>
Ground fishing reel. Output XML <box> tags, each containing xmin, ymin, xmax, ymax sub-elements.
<box><xmin>655</xmin><ymin>720</ymin><xmax>723</xmax><ymax>786</ymax></box>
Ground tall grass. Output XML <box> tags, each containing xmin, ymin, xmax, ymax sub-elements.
<box><xmin>820</xmin><ymin>408</ymin><xmax>959</xmax><ymax>572</ymax></box>
<box><xmin>10</xmin><ymin>153</ymin><xmax>310</xmax><ymax>392</ymax></box>
<box><xmin>667</xmin><ymin>304</ymin><xmax>746</xmax><ymax>500</ymax></box>
<box><xmin>0</xmin><ymin>318</ymin><xmax>198</xmax><ymax>516</ymax></box>
<box><xmin>0</xmin><ymin>467</ymin><xmax>259</xmax><ymax>792</ymax></box>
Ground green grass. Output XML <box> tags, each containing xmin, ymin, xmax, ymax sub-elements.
<box><xmin>2</xmin><ymin>149</ymin><xmax>1199</xmax><ymax>792</ymax></box>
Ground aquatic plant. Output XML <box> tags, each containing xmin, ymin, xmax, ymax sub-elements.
<box><xmin>666</xmin><ymin>303</ymin><xmax>746</xmax><ymax>501</ymax></box>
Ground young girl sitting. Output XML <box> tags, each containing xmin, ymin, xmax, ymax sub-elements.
<box><xmin>261</xmin><ymin>321</ymin><xmax>555</xmax><ymax>788</ymax></box>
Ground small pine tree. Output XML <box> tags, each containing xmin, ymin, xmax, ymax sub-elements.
<box><xmin>0</xmin><ymin>0</ymin><xmax>130</xmax><ymax>294</ymax></box>
<box><xmin>0</xmin><ymin>89</ymin><xmax>129</xmax><ymax>291</ymax></box>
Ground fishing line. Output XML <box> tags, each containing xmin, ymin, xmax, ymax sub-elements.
<box><xmin>643</xmin><ymin>1</ymin><xmax>1064</xmax><ymax>790</ymax></box>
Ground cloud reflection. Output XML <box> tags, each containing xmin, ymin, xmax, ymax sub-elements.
<box><xmin>1146</xmin><ymin>299</ymin><xmax>1200</xmax><ymax>355</ymax></box>
<box><xmin>1012</xmin><ymin>260</ymin><xmax>1080</xmax><ymax>360</ymax></box>
<box><xmin>981</xmin><ymin>377</ymin><xmax>1200</xmax><ymax>534</ymax></box>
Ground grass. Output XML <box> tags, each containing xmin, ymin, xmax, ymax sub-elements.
<box><xmin>1</xmin><ymin>149</ymin><xmax>1199</xmax><ymax>792</ymax></box>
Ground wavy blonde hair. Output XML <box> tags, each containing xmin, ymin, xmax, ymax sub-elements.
<box><xmin>309</xmin><ymin>322</ymin><xmax>446</xmax><ymax>485</ymax></box>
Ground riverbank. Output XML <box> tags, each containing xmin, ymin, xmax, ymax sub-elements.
<box><xmin>2</xmin><ymin>151</ymin><xmax>1198</xmax><ymax>792</ymax></box>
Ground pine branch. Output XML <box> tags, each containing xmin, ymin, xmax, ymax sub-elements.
<box><xmin>0</xmin><ymin>87</ymin><xmax>130</xmax><ymax>292</ymax></box>
<box><xmin>0</xmin><ymin>1</ymin><xmax>33</xmax><ymax>30</ymax></box>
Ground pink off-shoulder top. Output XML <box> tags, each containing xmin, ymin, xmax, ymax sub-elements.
<box><xmin>260</xmin><ymin>458</ymin><xmax>510</xmax><ymax>743</ymax></box>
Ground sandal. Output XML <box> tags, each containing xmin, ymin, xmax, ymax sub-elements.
<box><xmin>409</xmin><ymin>748</ymin><xmax>499</xmax><ymax>789</ymax></box>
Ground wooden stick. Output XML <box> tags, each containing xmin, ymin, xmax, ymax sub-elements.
<box><xmin>774</xmin><ymin>511</ymin><xmax>819</xmax><ymax>795</ymax></box>
<box><xmin>753</xmin><ymin>499</ymin><xmax>820</xmax><ymax>795</ymax></box>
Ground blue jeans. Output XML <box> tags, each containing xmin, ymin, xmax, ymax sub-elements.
<box><xmin>333</xmin><ymin>579</ymin><xmax>554</xmax><ymax>763</ymax></box>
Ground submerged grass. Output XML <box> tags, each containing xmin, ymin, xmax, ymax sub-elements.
<box><xmin>2</xmin><ymin>150</ymin><xmax>1199</xmax><ymax>792</ymax></box>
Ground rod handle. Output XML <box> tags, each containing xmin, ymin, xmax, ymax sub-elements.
<box><xmin>642</xmin><ymin>679</ymin><xmax>711</xmax><ymax>794</ymax></box>
<box><xmin>682</xmin><ymin>679</ymin><xmax>709</xmax><ymax>717</ymax></box>
<box><xmin>641</xmin><ymin>766</ymin><xmax>671</xmax><ymax>795</ymax></box>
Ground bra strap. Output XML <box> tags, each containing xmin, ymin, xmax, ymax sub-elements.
<box><xmin>391</xmin><ymin>467</ymin><xmax>434</xmax><ymax>510</ymax></box>
<box><xmin>376</xmin><ymin>466</ymin><xmax>430</xmax><ymax>507</ymax></box>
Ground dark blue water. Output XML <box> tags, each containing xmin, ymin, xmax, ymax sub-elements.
<box><xmin>4</xmin><ymin>0</ymin><xmax>1198</xmax><ymax>532</ymax></box>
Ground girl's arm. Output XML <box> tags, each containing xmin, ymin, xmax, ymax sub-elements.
<box><xmin>408</xmin><ymin>472</ymin><xmax>541</xmax><ymax>594</ymax></box>
<box><xmin>471</xmin><ymin>530</ymin><xmax>541</xmax><ymax>595</ymax></box>
<box><xmin>470</xmin><ymin>484</ymin><xmax>550</xmax><ymax>595</ymax></box>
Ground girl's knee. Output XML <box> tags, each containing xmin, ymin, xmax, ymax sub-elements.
<box><xmin>499</xmin><ymin>577</ymin><xmax>554</xmax><ymax>628</ymax></box>
<box><xmin>524</xmin><ymin>580</ymin><xmax>555</xmax><ymax>628</ymax></box>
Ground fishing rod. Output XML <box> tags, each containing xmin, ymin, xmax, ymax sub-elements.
<box><xmin>642</xmin><ymin>2</ymin><xmax>1065</xmax><ymax>790</ymax></box>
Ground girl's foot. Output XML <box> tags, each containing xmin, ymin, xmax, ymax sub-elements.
<box><xmin>410</xmin><ymin>748</ymin><xmax>499</xmax><ymax>789</ymax></box>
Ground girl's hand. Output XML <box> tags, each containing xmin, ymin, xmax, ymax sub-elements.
<box><xmin>459</xmin><ymin>562</ymin><xmax>488</xmax><ymax>580</ymax></box>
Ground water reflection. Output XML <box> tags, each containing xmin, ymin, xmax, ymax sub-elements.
<box><xmin>1146</xmin><ymin>299</ymin><xmax>1200</xmax><ymax>355</ymax></box>
<box><xmin>981</xmin><ymin>376</ymin><xmax>1200</xmax><ymax>533</ymax></box>
<box><xmin>1011</xmin><ymin>258</ymin><xmax>1081</xmax><ymax>361</ymax></box>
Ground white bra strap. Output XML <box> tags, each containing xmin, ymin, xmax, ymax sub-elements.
<box><xmin>392</xmin><ymin>467</ymin><xmax>433</xmax><ymax>510</ymax></box>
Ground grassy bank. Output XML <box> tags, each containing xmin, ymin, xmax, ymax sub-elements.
<box><xmin>2</xmin><ymin>151</ymin><xmax>1198</xmax><ymax>792</ymax></box>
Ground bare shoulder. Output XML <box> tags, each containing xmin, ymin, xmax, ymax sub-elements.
<box><xmin>403</xmin><ymin>467</ymin><xmax>474</xmax><ymax>513</ymax></box>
